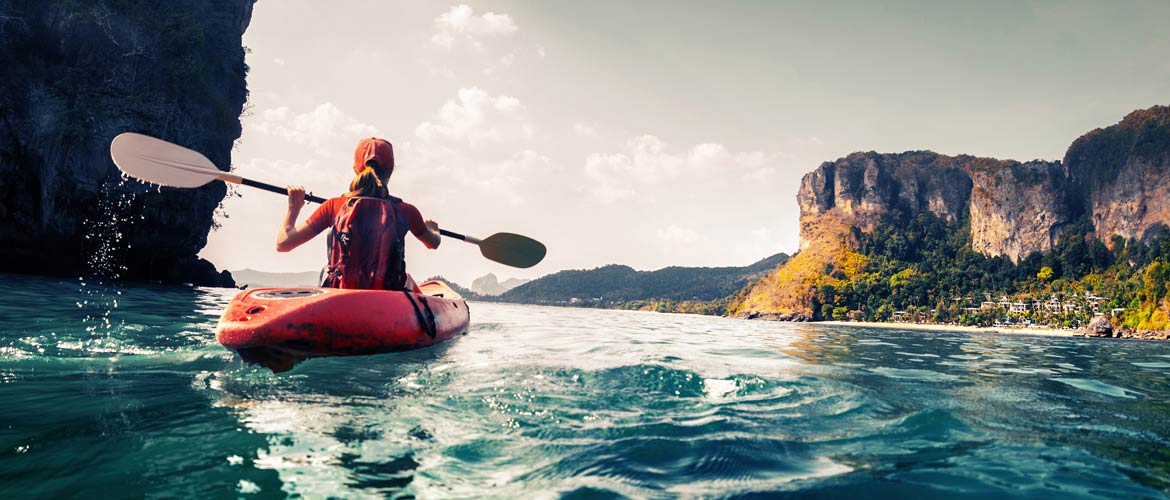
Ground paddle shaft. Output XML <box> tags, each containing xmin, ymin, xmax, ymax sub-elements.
<box><xmin>110</xmin><ymin>132</ymin><xmax>540</xmax><ymax>265</ymax></box>
<box><xmin>229</xmin><ymin>176</ymin><xmax>477</xmax><ymax>242</ymax></box>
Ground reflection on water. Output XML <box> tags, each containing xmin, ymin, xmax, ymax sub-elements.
<box><xmin>0</xmin><ymin>273</ymin><xmax>1169</xmax><ymax>498</ymax></box>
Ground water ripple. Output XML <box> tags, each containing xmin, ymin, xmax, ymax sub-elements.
<box><xmin>2</xmin><ymin>276</ymin><xmax>1170</xmax><ymax>498</ymax></box>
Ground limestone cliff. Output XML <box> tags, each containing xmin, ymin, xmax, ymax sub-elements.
<box><xmin>0</xmin><ymin>0</ymin><xmax>254</xmax><ymax>286</ymax></box>
<box><xmin>967</xmin><ymin>159</ymin><xmax>1067</xmax><ymax>260</ymax></box>
<box><xmin>734</xmin><ymin>105</ymin><xmax>1170</xmax><ymax>320</ymax></box>
<box><xmin>796</xmin><ymin>152</ymin><xmax>973</xmax><ymax>250</ymax></box>
<box><xmin>1064</xmin><ymin>106</ymin><xmax>1170</xmax><ymax>245</ymax></box>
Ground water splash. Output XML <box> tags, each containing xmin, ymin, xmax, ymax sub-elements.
<box><xmin>77</xmin><ymin>181</ymin><xmax>134</xmax><ymax>339</ymax></box>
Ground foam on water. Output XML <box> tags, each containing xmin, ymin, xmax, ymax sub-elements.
<box><xmin>1049</xmin><ymin>378</ymin><xmax>1139</xmax><ymax>399</ymax></box>
<box><xmin>1133</xmin><ymin>362</ymin><xmax>1170</xmax><ymax>369</ymax></box>
<box><xmin>2</xmin><ymin>277</ymin><xmax>1170</xmax><ymax>498</ymax></box>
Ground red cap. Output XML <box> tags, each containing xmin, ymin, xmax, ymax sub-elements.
<box><xmin>353</xmin><ymin>137</ymin><xmax>394</xmax><ymax>175</ymax></box>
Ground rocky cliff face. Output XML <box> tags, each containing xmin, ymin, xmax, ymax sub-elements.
<box><xmin>0</xmin><ymin>0</ymin><xmax>254</xmax><ymax>286</ymax></box>
<box><xmin>735</xmin><ymin>105</ymin><xmax>1170</xmax><ymax>319</ymax></box>
<box><xmin>794</xmin><ymin>151</ymin><xmax>1070</xmax><ymax>262</ymax></box>
<box><xmin>1064</xmin><ymin>106</ymin><xmax>1170</xmax><ymax>245</ymax></box>
<box><xmin>967</xmin><ymin>159</ymin><xmax>1067</xmax><ymax>260</ymax></box>
<box><xmin>472</xmin><ymin>273</ymin><xmax>503</xmax><ymax>296</ymax></box>
<box><xmin>796</xmin><ymin>152</ymin><xmax>973</xmax><ymax>250</ymax></box>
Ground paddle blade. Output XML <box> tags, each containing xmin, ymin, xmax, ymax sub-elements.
<box><xmin>479</xmin><ymin>232</ymin><xmax>547</xmax><ymax>268</ymax></box>
<box><xmin>110</xmin><ymin>133</ymin><xmax>224</xmax><ymax>188</ymax></box>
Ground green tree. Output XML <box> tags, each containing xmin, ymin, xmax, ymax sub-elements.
<box><xmin>1037</xmin><ymin>266</ymin><xmax>1054</xmax><ymax>281</ymax></box>
<box><xmin>832</xmin><ymin>307</ymin><xmax>849</xmax><ymax>320</ymax></box>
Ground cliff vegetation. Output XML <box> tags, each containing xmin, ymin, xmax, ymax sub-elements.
<box><xmin>496</xmin><ymin>253</ymin><xmax>789</xmax><ymax>315</ymax></box>
<box><xmin>734</xmin><ymin>105</ymin><xmax>1170</xmax><ymax>336</ymax></box>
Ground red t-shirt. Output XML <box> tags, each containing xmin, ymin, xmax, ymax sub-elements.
<box><xmin>305</xmin><ymin>196</ymin><xmax>428</xmax><ymax>240</ymax></box>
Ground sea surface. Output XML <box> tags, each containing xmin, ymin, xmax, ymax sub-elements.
<box><xmin>1</xmin><ymin>273</ymin><xmax>1169</xmax><ymax>499</ymax></box>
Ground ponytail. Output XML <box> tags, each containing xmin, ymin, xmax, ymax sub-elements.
<box><xmin>347</xmin><ymin>164</ymin><xmax>389</xmax><ymax>199</ymax></box>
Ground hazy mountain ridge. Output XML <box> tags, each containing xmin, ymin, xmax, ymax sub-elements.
<box><xmin>471</xmin><ymin>273</ymin><xmax>530</xmax><ymax>296</ymax></box>
<box><xmin>231</xmin><ymin>269</ymin><xmax>321</xmax><ymax>289</ymax></box>
<box><xmin>495</xmin><ymin>252</ymin><xmax>789</xmax><ymax>313</ymax></box>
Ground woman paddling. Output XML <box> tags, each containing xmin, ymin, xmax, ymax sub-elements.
<box><xmin>276</xmin><ymin>137</ymin><xmax>441</xmax><ymax>291</ymax></box>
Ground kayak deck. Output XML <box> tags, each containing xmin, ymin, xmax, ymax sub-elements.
<box><xmin>215</xmin><ymin>281</ymin><xmax>470</xmax><ymax>372</ymax></box>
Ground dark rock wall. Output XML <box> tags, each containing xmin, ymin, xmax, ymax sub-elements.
<box><xmin>0</xmin><ymin>0</ymin><xmax>254</xmax><ymax>286</ymax></box>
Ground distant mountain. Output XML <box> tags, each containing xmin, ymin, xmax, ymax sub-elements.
<box><xmin>497</xmin><ymin>253</ymin><xmax>789</xmax><ymax>309</ymax></box>
<box><xmin>471</xmin><ymin>273</ymin><xmax>531</xmax><ymax>296</ymax></box>
<box><xmin>231</xmin><ymin>269</ymin><xmax>321</xmax><ymax>289</ymax></box>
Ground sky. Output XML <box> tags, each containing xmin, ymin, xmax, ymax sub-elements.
<box><xmin>200</xmin><ymin>0</ymin><xmax>1170</xmax><ymax>287</ymax></box>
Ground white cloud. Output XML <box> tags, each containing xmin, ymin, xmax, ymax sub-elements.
<box><xmin>251</xmin><ymin>103</ymin><xmax>380</xmax><ymax>157</ymax></box>
<box><xmin>428</xmin><ymin>65</ymin><xmax>456</xmax><ymax>79</ymax></box>
<box><xmin>468</xmin><ymin>149</ymin><xmax>552</xmax><ymax>205</ymax></box>
<box><xmin>431</xmin><ymin>4</ymin><xmax>518</xmax><ymax>51</ymax></box>
<box><xmin>688</xmin><ymin>143</ymin><xmax>729</xmax><ymax>166</ymax></box>
<box><xmin>657</xmin><ymin>225</ymin><xmax>701</xmax><ymax>244</ymax></box>
<box><xmin>586</xmin><ymin>184</ymin><xmax>637</xmax><ymax>204</ymax></box>
<box><xmin>499</xmin><ymin>52</ymin><xmax>516</xmax><ymax>67</ymax></box>
<box><xmin>536</xmin><ymin>45</ymin><xmax>547</xmax><ymax>58</ymax></box>
<box><xmin>583</xmin><ymin>135</ymin><xmax>781</xmax><ymax>203</ymax></box>
<box><xmin>273</xmin><ymin>58</ymin><xmax>285</xmax><ymax>66</ymax></box>
<box><xmin>414</xmin><ymin>87</ymin><xmax>533</xmax><ymax>149</ymax></box>
<box><xmin>231</xmin><ymin>157</ymin><xmax>348</xmax><ymax>197</ymax></box>
<box><xmin>397</xmin><ymin>88</ymin><xmax>556</xmax><ymax>208</ymax></box>
<box><xmin>573</xmin><ymin>122</ymin><xmax>599</xmax><ymax>138</ymax></box>
<box><xmin>584</xmin><ymin>135</ymin><xmax>681</xmax><ymax>186</ymax></box>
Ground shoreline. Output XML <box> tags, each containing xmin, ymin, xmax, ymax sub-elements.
<box><xmin>816</xmin><ymin>320</ymin><xmax>1078</xmax><ymax>337</ymax></box>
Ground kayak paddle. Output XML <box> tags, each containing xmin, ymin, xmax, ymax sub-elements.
<box><xmin>109</xmin><ymin>132</ymin><xmax>547</xmax><ymax>269</ymax></box>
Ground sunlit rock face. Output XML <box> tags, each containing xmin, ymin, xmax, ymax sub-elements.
<box><xmin>0</xmin><ymin>0</ymin><xmax>254</xmax><ymax>286</ymax></box>
<box><xmin>967</xmin><ymin>159</ymin><xmax>1067</xmax><ymax>262</ymax></box>
<box><xmin>738</xmin><ymin>105</ymin><xmax>1170</xmax><ymax>319</ymax></box>
<box><xmin>798</xmin><ymin>151</ymin><xmax>973</xmax><ymax>233</ymax></box>
<box><xmin>794</xmin><ymin>106</ymin><xmax>1170</xmax><ymax>263</ymax></box>
<box><xmin>796</xmin><ymin>151</ymin><xmax>1070</xmax><ymax>257</ymax></box>
<box><xmin>1064</xmin><ymin>106</ymin><xmax>1170</xmax><ymax>247</ymax></box>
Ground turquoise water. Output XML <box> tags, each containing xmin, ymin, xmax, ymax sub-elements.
<box><xmin>1</xmin><ymin>273</ymin><xmax>1169</xmax><ymax>499</ymax></box>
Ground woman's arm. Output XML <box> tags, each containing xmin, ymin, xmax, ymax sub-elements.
<box><xmin>276</xmin><ymin>186</ymin><xmax>322</xmax><ymax>252</ymax></box>
<box><xmin>420</xmin><ymin>219</ymin><xmax>442</xmax><ymax>249</ymax></box>
<box><xmin>401</xmin><ymin>202</ymin><xmax>441</xmax><ymax>249</ymax></box>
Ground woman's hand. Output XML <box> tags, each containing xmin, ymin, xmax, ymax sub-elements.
<box><xmin>287</xmin><ymin>185</ymin><xmax>306</xmax><ymax>211</ymax></box>
<box><xmin>423</xmin><ymin>219</ymin><xmax>441</xmax><ymax>249</ymax></box>
<box><xmin>277</xmin><ymin>186</ymin><xmax>312</xmax><ymax>252</ymax></box>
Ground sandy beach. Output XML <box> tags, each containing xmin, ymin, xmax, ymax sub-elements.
<box><xmin>817</xmin><ymin>320</ymin><xmax>1078</xmax><ymax>337</ymax></box>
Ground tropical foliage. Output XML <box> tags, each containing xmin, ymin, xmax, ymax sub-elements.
<box><xmin>492</xmin><ymin>253</ymin><xmax>789</xmax><ymax>315</ymax></box>
<box><xmin>798</xmin><ymin>208</ymin><xmax>1170</xmax><ymax>330</ymax></box>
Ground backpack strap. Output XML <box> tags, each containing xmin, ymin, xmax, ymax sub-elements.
<box><xmin>322</xmin><ymin>194</ymin><xmax>410</xmax><ymax>290</ymax></box>
<box><xmin>347</xmin><ymin>195</ymin><xmax>402</xmax><ymax>204</ymax></box>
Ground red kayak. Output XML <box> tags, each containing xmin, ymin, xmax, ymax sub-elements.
<box><xmin>215</xmin><ymin>280</ymin><xmax>470</xmax><ymax>372</ymax></box>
